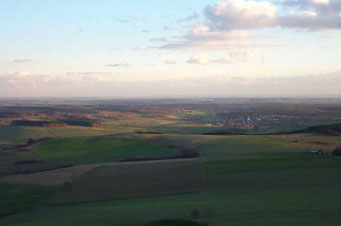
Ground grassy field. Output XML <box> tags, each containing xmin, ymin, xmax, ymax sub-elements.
<box><xmin>46</xmin><ymin>126</ymin><xmax>131</xmax><ymax>137</ymax></box>
<box><xmin>103</xmin><ymin>117</ymin><xmax>176</xmax><ymax>127</ymax></box>
<box><xmin>1</xmin><ymin>133</ymin><xmax>341</xmax><ymax>225</ymax></box>
<box><xmin>0</xmin><ymin>184</ymin><xmax>57</xmax><ymax>216</ymax></box>
<box><xmin>53</xmin><ymin>159</ymin><xmax>203</xmax><ymax>203</ymax></box>
<box><xmin>1</xmin><ymin>183</ymin><xmax>341</xmax><ymax>226</ymax></box>
<box><xmin>0</xmin><ymin>126</ymin><xmax>51</xmax><ymax>145</ymax></box>
<box><xmin>147</xmin><ymin>125</ymin><xmax>224</xmax><ymax>135</ymax></box>
<box><xmin>0</xmin><ymin>148</ymin><xmax>63</xmax><ymax>176</ymax></box>
<box><xmin>33</xmin><ymin>135</ymin><xmax>178</xmax><ymax>165</ymax></box>
<box><xmin>0</xmin><ymin>125</ymin><xmax>131</xmax><ymax>147</ymax></box>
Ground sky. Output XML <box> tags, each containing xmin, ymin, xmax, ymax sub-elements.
<box><xmin>0</xmin><ymin>0</ymin><xmax>341</xmax><ymax>97</ymax></box>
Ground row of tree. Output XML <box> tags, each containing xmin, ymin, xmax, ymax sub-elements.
<box><xmin>306</xmin><ymin>124</ymin><xmax>341</xmax><ymax>136</ymax></box>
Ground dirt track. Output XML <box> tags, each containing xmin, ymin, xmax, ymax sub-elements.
<box><xmin>0</xmin><ymin>158</ymin><xmax>199</xmax><ymax>186</ymax></box>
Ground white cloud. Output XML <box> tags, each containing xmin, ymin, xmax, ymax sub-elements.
<box><xmin>133</xmin><ymin>46</ymin><xmax>148</xmax><ymax>50</ymax></box>
<box><xmin>205</xmin><ymin>0</ymin><xmax>277</xmax><ymax>30</ymax></box>
<box><xmin>187</xmin><ymin>54</ymin><xmax>211</xmax><ymax>65</ymax></box>
<box><xmin>157</xmin><ymin>0</ymin><xmax>341</xmax><ymax>51</ymax></box>
<box><xmin>312</xmin><ymin>0</ymin><xmax>330</xmax><ymax>5</ymax></box>
<box><xmin>13</xmin><ymin>71</ymin><xmax>33</xmax><ymax>77</ymax></box>
<box><xmin>0</xmin><ymin>71</ymin><xmax>118</xmax><ymax>90</ymax></box>
<box><xmin>105</xmin><ymin>63</ymin><xmax>129</xmax><ymax>68</ymax></box>
<box><xmin>280</xmin><ymin>0</ymin><xmax>341</xmax><ymax>30</ymax></box>
<box><xmin>187</xmin><ymin>50</ymin><xmax>264</xmax><ymax>65</ymax></box>
<box><xmin>176</xmin><ymin>12</ymin><xmax>200</xmax><ymax>23</ymax></box>
<box><xmin>159</xmin><ymin>26</ymin><xmax>264</xmax><ymax>50</ymax></box>
<box><xmin>0</xmin><ymin>71</ymin><xmax>51</xmax><ymax>89</ymax></box>
<box><xmin>1</xmin><ymin>70</ymin><xmax>341</xmax><ymax>97</ymax></box>
<box><xmin>13</xmin><ymin>59</ymin><xmax>33</xmax><ymax>63</ymax></box>
<box><xmin>230</xmin><ymin>50</ymin><xmax>265</xmax><ymax>62</ymax></box>
<box><xmin>204</xmin><ymin>0</ymin><xmax>341</xmax><ymax>31</ymax></box>
<box><xmin>81</xmin><ymin>74</ymin><xmax>108</xmax><ymax>83</ymax></box>
<box><xmin>165</xmin><ymin>60</ymin><xmax>177</xmax><ymax>64</ymax></box>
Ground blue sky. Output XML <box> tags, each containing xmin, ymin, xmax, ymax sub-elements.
<box><xmin>0</xmin><ymin>0</ymin><xmax>341</xmax><ymax>97</ymax></box>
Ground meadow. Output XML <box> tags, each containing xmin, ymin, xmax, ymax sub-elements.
<box><xmin>53</xmin><ymin>159</ymin><xmax>203</xmax><ymax>203</ymax></box>
<box><xmin>1</xmin><ymin>182</ymin><xmax>341</xmax><ymax>226</ymax></box>
<box><xmin>1</xmin><ymin>102</ymin><xmax>341</xmax><ymax>226</ymax></box>
<box><xmin>33</xmin><ymin>135</ymin><xmax>178</xmax><ymax>165</ymax></box>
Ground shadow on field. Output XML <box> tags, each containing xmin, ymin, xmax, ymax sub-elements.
<box><xmin>53</xmin><ymin>159</ymin><xmax>204</xmax><ymax>203</ymax></box>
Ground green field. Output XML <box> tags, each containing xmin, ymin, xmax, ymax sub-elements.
<box><xmin>33</xmin><ymin>135</ymin><xmax>178</xmax><ymax>165</ymax></box>
<box><xmin>0</xmin><ymin>125</ymin><xmax>131</xmax><ymax>147</ymax></box>
<box><xmin>1</xmin><ymin>132</ymin><xmax>341</xmax><ymax>225</ymax></box>
<box><xmin>0</xmin><ymin>126</ymin><xmax>51</xmax><ymax>145</ymax></box>
<box><xmin>0</xmin><ymin>149</ymin><xmax>63</xmax><ymax>176</ymax></box>
<box><xmin>46</xmin><ymin>126</ymin><xmax>132</xmax><ymax>137</ymax></box>
<box><xmin>1</xmin><ymin>183</ymin><xmax>341</xmax><ymax>226</ymax></box>
<box><xmin>0</xmin><ymin>184</ymin><xmax>57</xmax><ymax>216</ymax></box>
<box><xmin>53</xmin><ymin>159</ymin><xmax>203</xmax><ymax>203</ymax></box>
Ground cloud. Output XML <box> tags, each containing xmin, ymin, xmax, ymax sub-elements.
<box><xmin>187</xmin><ymin>50</ymin><xmax>264</xmax><ymax>65</ymax></box>
<box><xmin>163</xmin><ymin>25</ymin><xmax>172</xmax><ymax>30</ymax></box>
<box><xmin>133</xmin><ymin>46</ymin><xmax>148</xmax><ymax>50</ymax></box>
<box><xmin>12</xmin><ymin>71</ymin><xmax>33</xmax><ymax>76</ymax></box>
<box><xmin>229</xmin><ymin>50</ymin><xmax>265</xmax><ymax>62</ymax></box>
<box><xmin>156</xmin><ymin>0</ymin><xmax>341</xmax><ymax>51</ymax></box>
<box><xmin>205</xmin><ymin>0</ymin><xmax>341</xmax><ymax>31</ymax></box>
<box><xmin>77</xmin><ymin>72</ymin><xmax>113</xmax><ymax>75</ymax></box>
<box><xmin>205</xmin><ymin>0</ymin><xmax>277</xmax><ymax>30</ymax></box>
<box><xmin>222</xmin><ymin>71</ymin><xmax>341</xmax><ymax>94</ymax></box>
<box><xmin>0</xmin><ymin>71</ymin><xmax>116</xmax><ymax>89</ymax></box>
<box><xmin>1</xmin><ymin>70</ymin><xmax>341</xmax><ymax>97</ymax></box>
<box><xmin>187</xmin><ymin>54</ymin><xmax>211</xmax><ymax>65</ymax></box>
<box><xmin>150</xmin><ymin>37</ymin><xmax>168</xmax><ymax>42</ymax></box>
<box><xmin>0</xmin><ymin>71</ymin><xmax>51</xmax><ymax>89</ymax></box>
<box><xmin>282</xmin><ymin>0</ymin><xmax>340</xmax><ymax>15</ymax></box>
<box><xmin>152</xmin><ymin>71</ymin><xmax>341</xmax><ymax>96</ymax></box>
<box><xmin>105</xmin><ymin>63</ymin><xmax>129</xmax><ymax>68</ymax></box>
<box><xmin>13</xmin><ymin>59</ymin><xmax>32</xmax><ymax>63</ymax></box>
<box><xmin>312</xmin><ymin>0</ymin><xmax>330</xmax><ymax>4</ymax></box>
<box><xmin>81</xmin><ymin>74</ymin><xmax>108</xmax><ymax>83</ymax></box>
<box><xmin>115</xmin><ymin>17</ymin><xmax>144</xmax><ymax>24</ymax></box>
<box><xmin>176</xmin><ymin>12</ymin><xmax>200</xmax><ymax>23</ymax></box>
<box><xmin>165</xmin><ymin>60</ymin><xmax>177</xmax><ymax>64</ymax></box>
<box><xmin>279</xmin><ymin>1</ymin><xmax>341</xmax><ymax>30</ymax></box>
<box><xmin>159</xmin><ymin>26</ymin><xmax>264</xmax><ymax>50</ymax></box>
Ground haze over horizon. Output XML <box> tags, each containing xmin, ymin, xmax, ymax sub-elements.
<box><xmin>1</xmin><ymin>0</ymin><xmax>341</xmax><ymax>97</ymax></box>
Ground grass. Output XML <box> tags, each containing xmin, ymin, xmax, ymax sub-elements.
<box><xmin>204</xmin><ymin>156</ymin><xmax>341</xmax><ymax>175</ymax></box>
<box><xmin>53</xmin><ymin>159</ymin><xmax>203</xmax><ymax>203</ymax></box>
<box><xmin>193</xmin><ymin>134</ymin><xmax>340</xmax><ymax>162</ymax></box>
<box><xmin>0</xmin><ymin>183</ymin><xmax>58</xmax><ymax>216</ymax></box>
<box><xmin>1</xmin><ymin>183</ymin><xmax>341</xmax><ymax>226</ymax></box>
<box><xmin>206</xmin><ymin>167</ymin><xmax>341</xmax><ymax>191</ymax></box>
<box><xmin>46</xmin><ymin>126</ymin><xmax>131</xmax><ymax>137</ymax></box>
<box><xmin>0</xmin><ymin>149</ymin><xmax>59</xmax><ymax>176</ymax></box>
<box><xmin>2</xmin><ymin>134</ymin><xmax>341</xmax><ymax>225</ymax></box>
<box><xmin>0</xmin><ymin>126</ymin><xmax>51</xmax><ymax>145</ymax></box>
<box><xmin>147</xmin><ymin>125</ymin><xmax>224</xmax><ymax>135</ymax></box>
<box><xmin>33</xmin><ymin>135</ymin><xmax>178</xmax><ymax>165</ymax></box>
<box><xmin>0</xmin><ymin>125</ymin><xmax>131</xmax><ymax>146</ymax></box>
<box><xmin>104</xmin><ymin>117</ymin><xmax>175</xmax><ymax>127</ymax></box>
